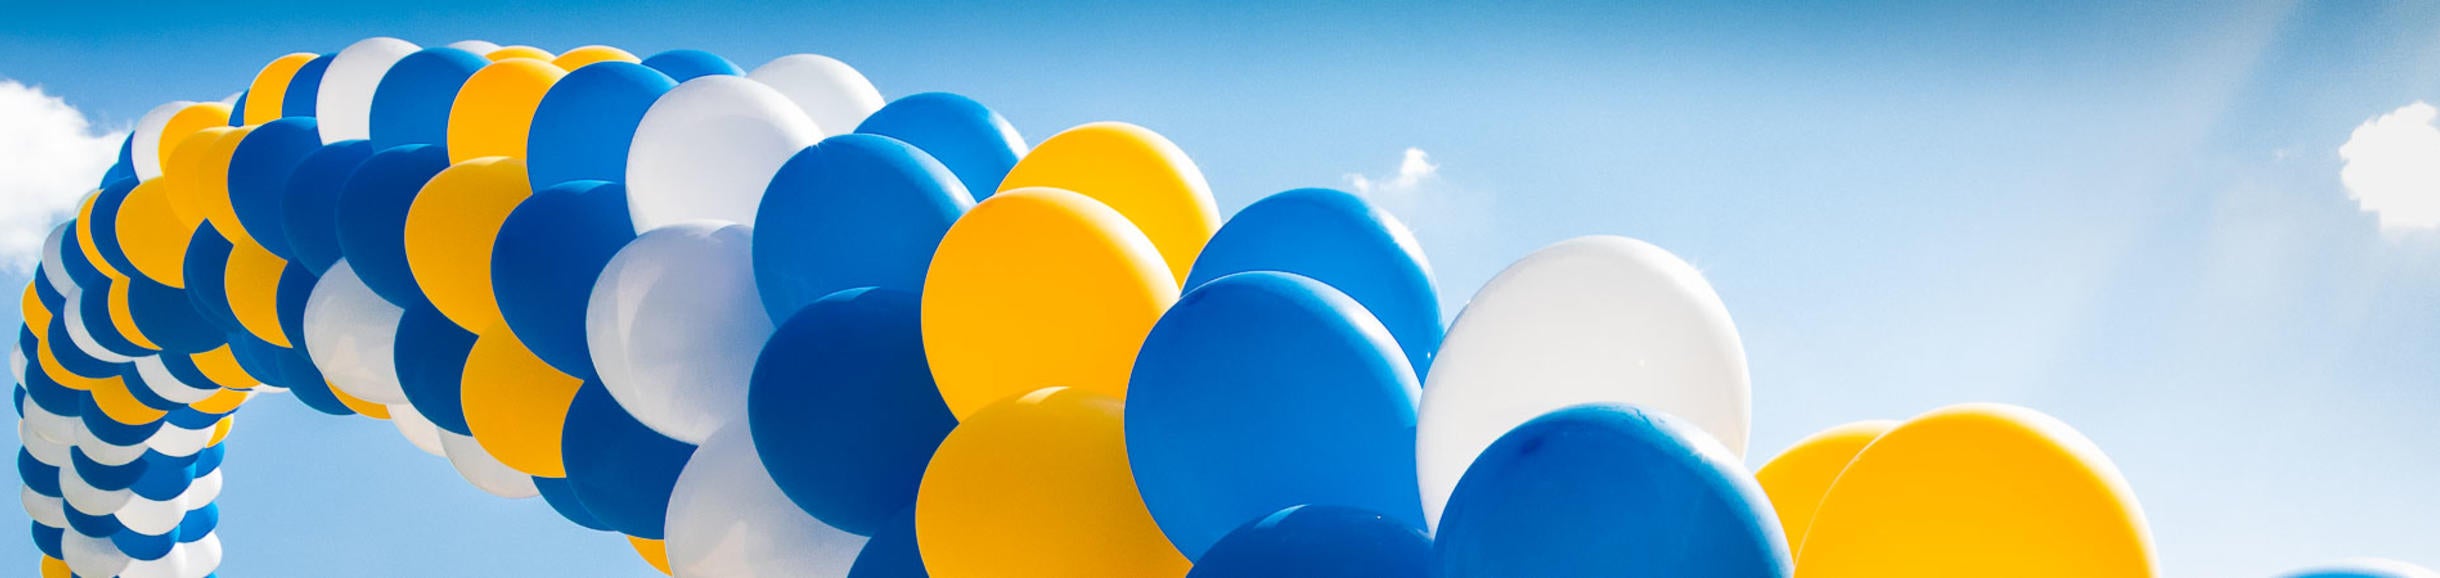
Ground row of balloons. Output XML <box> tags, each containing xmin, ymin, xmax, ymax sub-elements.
<box><xmin>10</xmin><ymin>35</ymin><xmax>2431</xmax><ymax>578</ymax></box>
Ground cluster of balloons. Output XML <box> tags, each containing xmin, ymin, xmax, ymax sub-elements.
<box><xmin>10</xmin><ymin>36</ymin><xmax>2430</xmax><ymax>578</ymax></box>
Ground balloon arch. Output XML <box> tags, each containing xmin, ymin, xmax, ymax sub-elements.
<box><xmin>3</xmin><ymin>36</ymin><xmax>2390</xmax><ymax>578</ymax></box>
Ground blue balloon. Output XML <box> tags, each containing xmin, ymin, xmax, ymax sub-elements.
<box><xmin>114</xmin><ymin>525</ymin><xmax>177</xmax><ymax>560</ymax></box>
<box><xmin>177</xmin><ymin>503</ymin><xmax>220</xmax><ymax>541</ymax></box>
<box><xmin>32</xmin><ymin>270</ymin><xmax>64</xmax><ymax>314</ymax></box>
<box><xmin>1434</xmin><ymin>404</ymin><xmax>1790</xmax><ymax>578</ymax></box>
<box><xmin>282</xmin><ymin>140</ymin><xmax>378</xmax><ymax>276</ymax></box>
<box><xmin>560</xmin><ymin>379</ymin><xmax>694</xmax><ymax>539</ymax></box>
<box><xmin>2285</xmin><ymin>564</ymin><xmax>2439</xmax><ymax>578</ymax></box>
<box><xmin>856</xmin><ymin>92</ymin><xmax>1027</xmax><ymax>200</ymax></box>
<box><xmin>491</xmin><ymin>180</ymin><xmax>635</xmax><ymax>379</ymax></box>
<box><xmin>125</xmin><ymin>275</ymin><xmax>225</xmax><ymax>354</ymax></box>
<box><xmin>393</xmin><ymin>303</ymin><xmax>477</xmax><ymax>436</ymax></box>
<box><xmin>284</xmin><ymin>54</ymin><xmax>333</xmax><ymax>119</ymax></box>
<box><xmin>273</xmin><ymin>262</ymin><xmax>316</xmax><ymax>357</ymax></box>
<box><xmin>64</xmin><ymin>507</ymin><xmax>118</xmax><ymax>539</ymax></box>
<box><xmin>190</xmin><ymin>444</ymin><xmax>224</xmax><ymax>476</ymax></box>
<box><xmin>273</xmin><ymin>343</ymin><xmax>354</xmax><ymax>416</ymax></box>
<box><xmin>128</xmin><ymin>452</ymin><xmax>199</xmax><ymax>502</ymax></box>
<box><xmin>55</xmin><ymin>224</ymin><xmax>110</xmax><ymax>289</ymax></box>
<box><xmin>1125</xmin><ymin>271</ymin><xmax>1424</xmax><ymax>560</ymax></box>
<box><xmin>228</xmin><ymin>91</ymin><xmax>247</xmax><ymax>126</ymax></box>
<box><xmin>31</xmin><ymin>524</ymin><xmax>63</xmax><ymax>559</ymax></box>
<box><xmin>47</xmin><ymin>308</ymin><xmax>129</xmax><ymax>378</ymax></box>
<box><xmin>19</xmin><ymin>450</ymin><xmax>62</xmax><ymax>497</ymax></box>
<box><xmin>181</xmin><ymin>227</ymin><xmax>243</xmax><ymax>335</ymax></box>
<box><xmin>367</xmin><ymin>48</ymin><xmax>489</xmax><ymax>151</ymax></box>
<box><xmin>1184</xmin><ymin>188</ymin><xmax>1441</xmax><ymax>380</ymax></box>
<box><xmin>81</xmin><ymin>395</ymin><xmax>164</xmax><ymax>446</ymax></box>
<box><xmin>223</xmin><ymin>331</ymin><xmax>287</xmax><ymax>390</ymax></box>
<box><xmin>534</xmin><ymin>475</ymin><xmax>614</xmax><ymax>532</ymax></box>
<box><xmin>88</xmin><ymin>178</ymin><xmax>141</xmax><ymax>275</ymax></box>
<box><xmin>1186</xmin><ymin>505</ymin><xmax>1430</xmax><ymax>578</ymax></box>
<box><xmin>748</xmin><ymin>288</ymin><xmax>952</xmax><ymax>535</ymax></box>
<box><xmin>526</xmin><ymin>62</ymin><xmax>676</xmax><ymax>191</ymax></box>
<box><xmin>226</xmin><ymin>117</ymin><xmax>322</xmax><ymax>259</ymax></box>
<box><xmin>163</xmin><ymin>405</ymin><xmax>223</xmax><ymax>430</ymax></box>
<box><xmin>847</xmin><ymin>506</ymin><xmax>928</xmax><ymax>578</ymax></box>
<box><xmin>101</xmin><ymin>134</ymin><xmax>136</xmax><ymax>188</ymax></box>
<box><xmin>19</xmin><ymin>355</ymin><xmax>85</xmax><ymax>419</ymax></box>
<box><xmin>754</xmin><ymin>134</ymin><xmax>973</xmax><ymax>320</ymax></box>
<box><xmin>640</xmin><ymin>49</ymin><xmax>741</xmax><ymax>82</ymax></box>
<box><xmin>70</xmin><ymin>447</ymin><xmax>147</xmax><ymax>490</ymax></box>
<box><xmin>335</xmin><ymin>143</ymin><xmax>450</xmax><ymax>310</ymax></box>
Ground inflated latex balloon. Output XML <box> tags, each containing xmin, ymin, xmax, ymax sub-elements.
<box><xmin>130</xmin><ymin>101</ymin><xmax>199</xmax><ymax>181</ymax></box>
<box><xmin>560</xmin><ymin>379</ymin><xmax>695</xmax><ymax>539</ymax></box>
<box><xmin>179</xmin><ymin>230</ymin><xmax>241</xmax><ymax>337</ymax></box>
<box><xmin>115</xmin><ymin>179</ymin><xmax>199</xmax><ymax>287</ymax></box>
<box><xmin>217</xmin><ymin>245</ymin><xmax>288</xmax><ymax>349</ymax></box>
<box><xmin>301</xmin><ymin>261</ymin><xmax>409</xmax><ymax>405</ymax></box>
<box><xmin>491</xmin><ymin>180</ymin><xmax>636</xmax><ymax>378</ymax></box>
<box><xmin>393</xmin><ymin>304</ymin><xmax>478</xmax><ymax>435</ymax></box>
<box><xmin>2280</xmin><ymin>560</ymin><xmax>2440</xmax><ymax>578</ymax></box>
<box><xmin>915</xmin><ymin>387</ymin><xmax>1186</xmax><ymax>578</ymax></box>
<box><xmin>242</xmin><ymin>53</ymin><xmax>317</xmax><ymax>125</ymax></box>
<box><xmin>624</xmin><ymin>75</ymin><xmax>822</xmax><ymax>233</ymax></box>
<box><xmin>318</xmin><ymin>37</ymin><xmax>423</xmax><ymax>145</ymax></box>
<box><xmin>1417</xmin><ymin>235</ymin><xmax>1751</xmax><ymax>529</ymax></box>
<box><xmin>447</xmin><ymin>59</ymin><xmax>565</xmax><ymax>163</ymax></box>
<box><xmin>533</xmin><ymin>475</ymin><xmax>613</xmax><ymax>531</ymax></box>
<box><xmin>1755</xmin><ymin>420</ymin><xmax>1894</xmax><ymax>554</ymax></box>
<box><xmin>1435</xmin><ymin>404</ymin><xmax>1788</xmax><ymax>578</ymax></box>
<box><xmin>551</xmin><ymin>45</ymin><xmax>638</xmax><ymax>70</ymax></box>
<box><xmin>334</xmin><ymin>144</ymin><xmax>452</xmax><ymax>309</ymax></box>
<box><xmin>1127</xmin><ymin>272</ymin><xmax>1422</xmax><ymax>560</ymax></box>
<box><xmin>282</xmin><ymin>54</ymin><xmax>334</xmax><ymax>119</ymax></box>
<box><xmin>666</xmin><ymin>424</ymin><xmax>868</xmax><ymax>578</ymax></box>
<box><xmin>846</xmin><ymin>507</ymin><xmax>924</xmax><ymax>578</ymax></box>
<box><xmin>40</xmin><ymin>225</ymin><xmax>79</xmax><ymax>295</ymax></box>
<box><xmin>998</xmin><ymin>121</ymin><xmax>1219</xmax><ymax>283</ymax></box>
<box><xmin>488</xmin><ymin>45</ymin><xmax>554</xmax><ymax>62</ymax></box>
<box><xmin>747</xmin><ymin>54</ymin><xmax>884</xmax><ymax>138</ymax></box>
<box><xmin>368</xmin><ymin>48</ymin><xmax>489</xmax><ymax>151</ymax></box>
<box><xmin>753</xmin><ymin>134</ymin><xmax>973</xmax><ymax>319</ymax></box>
<box><xmin>641</xmin><ymin>49</ymin><xmax>742</xmax><ymax>82</ymax></box>
<box><xmin>438</xmin><ymin>430</ymin><xmax>539</xmax><ymax>499</ymax></box>
<box><xmin>749</xmin><ymin>288</ymin><xmax>953</xmax><ymax>536</ymax></box>
<box><xmin>1794</xmin><ymin>403</ymin><xmax>2154</xmax><ymax>577</ymax></box>
<box><xmin>1186</xmin><ymin>505</ymin><xmax>1431</xmax><ymax>578</ymax></box>
<box><xmin>525</xmin><ymin>62</ymin><xmax>676</xmax><ymax>190</ymax></box>
<box><xmin>155</xmin><ymin>104</ymin><xmax>236</xmax><ymax>189</ymax></box>
<box><xmin>921</xmin><ymin>188</ymin><xmax>1176</xmax><ymax>419</ymax></box>
<box><xmin>1184</xmin><ymin>188</ymin><xmax>1440</xmax><ymax>378</ymax></box>
<box><xmin>402</xmin><ymin>157</ymin><xmax>532</xmax><ymax>331</ymax></box>
<box><xmin>168</xmin><ymin>126</ymin><xmax>248</xmax><ymax>235</ymax></box>
<box><xmin>63</xmin><ymin>532</ymin><xmax>131</xmax><ymax>578</ymax></box>
<box><xmin>586</xmin><ymin>222</ymin><xmax>770</xmax><ymax>444</ymax></box>
<box><xmin>387</xmin><ymin>403</ymin><xmax>447</xmax><ymax>457</ymax></box>
<box><xmin>280</xmin><ymin>140</ymin><xmax>378</xmax><ymax>275</ymax></box>
<box><xmin>81</xmin><ymin>186</ymin><xmax>139</xmax><ymax>279</ymax></box>
<box><xmin>632</xmin><ymin>536</ymin><xmax>675</xmax><ymax>575</ymax></box>
<box><xmin>120</xmin><ymin>278</ymin><xmax>224</xmax><ymax>355</ymax></box>
<box><xmin>225</xmin><ymin>117</ymin><xmax>322</xmax><ymax>259</ymax></box>
<box><xmin>461</xmin><ymin>326</ymin><xmax>582</xmax><ymax>477</ymax></box>
<box><xmin>856</xmin><ymin>92</ymin><xmax>1027</xmax><ymax>200</ymax></box>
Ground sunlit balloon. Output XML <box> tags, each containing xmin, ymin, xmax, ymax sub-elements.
<box><xmin>915</xmin><ymin>387</ymin><xmax>1186</xmax><ymax>578</ymax></box>
<box><xmin>666</xmin><ymin>424</ymin><xmax>867</xmax><ymax>578</ymax></box>
<box><xmin>997</xmin><ymin>121</ymin><xmax>1219</xmax><ymax>283</ymax></box>
<box><xmin>624</xmin><ymin>75</ymin><xmax>821</xmax><ymax>232</ymax></box>
<box><xmin>586</xmin><ymin>222</ymin><xmax>770</xmax><ymax>444</ymax></box>
<box><xmin>1755</xmin><ymin>420</ymin><xmax>1894</xmax><ymax>554</ymax></box>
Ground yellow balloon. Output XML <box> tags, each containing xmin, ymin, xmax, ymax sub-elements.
<box><xmin>552</xmin><ymin>45</ymin><xmax>638</xmax><ymax>70</ymax></box>
<box><xmin>243</xmin><ymin>53</ymin><xmax>318</xmax><ymax>125</ymax></box>
<box><xmin>91</xmin><ymin>375</ymin><xmax>166</xmax><ymax>425</ymax></box>
<box><xmin>106</xmin><ymin>280</ymin><xmax>163</xmax><ymax>351</ymax></box>
<box><xmin>41</xmin><ymin>555</ymin><xmax>68</xmax><ymax>578</ymax></box>
<box><xmin>36</xmin><ymin>337</ymin><xmax>113</xmax><ymax>390</ymax></box>
<box><xmin>207</xmin><ymin>416</ymin><xmax>235</xmax><ymax>447</ymax></box>
<box><xmin>191</xmin><ymin>387</ymin><xmax>253</xmax><ymax>415</ymax></box>
<box><xmin>628</xmin><ymin>535</ymin><xmax>673</xmax><ymax>576</ymax></box>
<box><xmin>154</xmin><ymin>102</ymin><xmax>233</xmax><ymax>174</ymax></box>
<box><xmin>1756</xmin><ymin>419</ymin><xmax>1895</xmax><ymax>554</ymax></box>
<box><xmin>190</xmin><ymin>345</ymin><xmax>262</xmax><ymax>389</ymax></box>
<box><xmin>21</xmin><ymin>283</ymin><xmax>51</xmax><ymax>336</ymax></box>
<box><xmin>448</xmin><ymin>60</ymin><xmax>565</xmax><ymax>163</ymax></box>
<box><xmin>75</xmin><ymin>192</ymin><xmax>124</xmax><ymax>279</ymax></box>
<box><xmin>223</xmin><ymin>239</ymin><xmax>292</xmax><ymax>347</ymax></box>
<box><xmin>459</xmin><ymin>325</ymin><xmax>582</xmax><ymax>477</ymax></box>
<box><xmin>404</xmin><ymin>158</ymin><xmax>533</xmax><ymax>330</ymax></box>
<box><xmin>196</xmin><ymin>128</ymin><xmax>263</xmax><ymax>251</ymax></box>
<box><xmin>115</xmin><ymin>178</ymin><xmax>196</xmax><ymax>287</ymax></box>
<box><xmin>998</xmin><ymin>122</ymin><xmax>1220</xmax><ymax>284</ymax></box>
<box><xmin>920</xmin><ymin>188</ymin><xmax>1177</xmax><ymax>419</ymax></box>
<box><xmin>331</xmin><ymin>384</ymin><xmax>391</xmax><ymax>419</ymax></box>
<box><xmin>916</xmin><ymin>387</ymin><xmax>1187</xmax><ymax>578</ymax></box>
<box><xmin>487</xmin><ymin>45</ymin><xmax>555</xmax><ymax>63</ymax></box>
<box><xmin>1794</xmin><ymin>403</ymin><xmax>2154</xmax><ymax>578</ymax></box>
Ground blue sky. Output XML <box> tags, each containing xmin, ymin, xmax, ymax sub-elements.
<box><xmin>4</xmin><ymin>1</ymin><xmax>2438</xmax><ymax>576</ymax></box>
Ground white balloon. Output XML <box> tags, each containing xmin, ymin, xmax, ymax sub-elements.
<box><xmin>21</xmin><ymin>421</ymin><xmax>71</xmax><ymax>466</ymax></box>
<box><xmin>64</xmin><ymin>531</ymin><xmax>131</xmax><ymax>578</ymax></box>
<box><xmin>303</xmin><ymin>260</ymin><xmax>410</xmax><ymax>405</ymax></box>
<box><xmin>116</xmin><ymin>491</ymin><xmax>187</xmax><ymax>537</ymax></box>
<box><xmin>446</xmin><ymin>39</ymin><xmax>503</xmax><ymax>55</ymax></box>
<box><xmin>438</xmin><ymin>431</ymin><xmax>539</xmax><ymax>499</ymax></box>
<box><xmin>388</xmin><ymin>403</ymin><xmax>448</xmax><ymax>457</ymax></box>
<box><xmin>42</xmin><ymin>222</ymin><xmax>79</xmax><ymax>295</ymax></box>
<box><xmin>181</xmin><ymin>532</ymin><xmax>223</xmax><ymax>578</ymax></box>
<box><xmin>1415</xmin><ymin>235</ymin><xmax>1752</xmax><ymax>531</ymax></box>
<box><xmin>187</xmin><ymin>469</ymin><xmax>225</xmax><ymax>505</ymax></box>
<box><xmin>316</xmin><ymin>37</ymin><xmax>422</xmax><ymax>145</ymax></box>
<box><xmin>624</xmin><ymin>76</ymin><xmax>822</xmax><ymax>233</ymax></box>
<box><xmin>23</xmin><ymin>487</ymin><xmax>68</xmax><ymax>529</ymax></box>
<box><xmin>74</xmin><ymin>420</ymin><xmax>148</xmax><ymax>466</ymax></box>
<box><xmin>144</xmin><ymin>419</ymin><xmax>215</xmax><ymax>459</ymax></box>
<box><xmin>22</xmin><ymin>397</ymin><xmax>77</xmax><ymax>448</ymax></box>
<box><xmin>587</xmin><ymin>223</ymin><xmax>770</xmax><ymax>444</ymax></box>
<box><xmin>667</xmin><ymin>424</ymin><xmax>867</xmax><ymax>578</ymax></box>
<box><xmin>131</xmin><ymin>100</ymin><xmax>198</xmax><ymax>181</ymax></box>
<box><xmin>59</xmin><ymin>465</ymin><xmax>132</xmax><ymax>517</ymax></box>
<box><xmin>136</xmin><ymin>355</ymin><xmax>221</xmax><ymax>406</ymax></box>
<box><xmin>747</xmin><ymin>54</ymin><xmax>883</xmax><ymax>139</ymax></box>
<box><xmin>62</xmin><ymin>285</ymin><xmax>139</xmax><ymax>363</ymax></box>
<box><xmin>8</xmin><ymin>337</ymin><xmax>26</xmax><ymax>388</ymax></box>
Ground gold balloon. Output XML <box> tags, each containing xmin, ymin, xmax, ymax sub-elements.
<box><xmin>916</xmin><ymin>387</ymin><xmax>1187</xmax><ymax>578</ymax></box>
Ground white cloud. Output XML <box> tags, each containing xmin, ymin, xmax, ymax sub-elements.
<box><xmin>0</xmin><ymin>80</ymin><xmax>125</xmax><ymax>275</ymax></box>
<box><xmin>1346</xmin><ymin>147</ymin><xmax>1441</xmax><ymax>197</ymax></box>
<box><xmin>2337</xmin><ymin>102</ymin><xmax>2440</xmax><ymax>233</ymax></box>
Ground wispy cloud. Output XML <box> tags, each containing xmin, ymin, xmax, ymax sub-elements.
<box><xmin>1347</xmin><ymin>147</ymin><xmax>1440</xmax><ymax>197</ymax></box>
<box><xmin>0</xmin><ymin>80</ymin><xmax>124</xmax><ymax>274</ymax></box>
<box><xmin>1344</xmin><ymin>147</ymin><xmax>1489</xmax><ymax>250</ymax></box>
<box><xmin>2338</xmin><ymin>102</ymin><xmax>2440</xmax><ymax>234</ymax></box>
